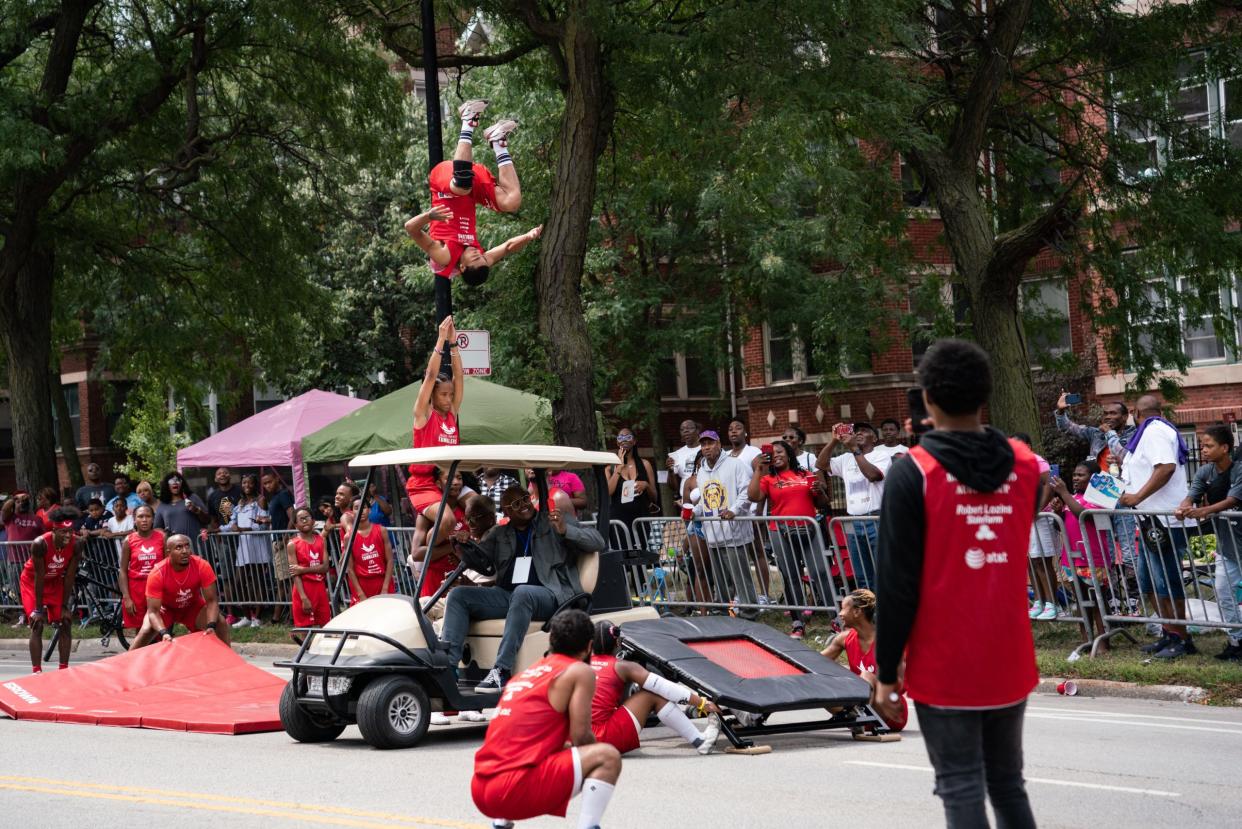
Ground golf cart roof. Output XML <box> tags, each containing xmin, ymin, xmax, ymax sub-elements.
<box><xmin>347</xmin><ymin>444</ymin><xmax>622</xmax><ymax>470</ymax></box>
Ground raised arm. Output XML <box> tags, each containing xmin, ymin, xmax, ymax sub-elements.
<box><xmin>414</xmin><ymin>316</ymin><xmax>456</xmax><ymax>428</ymax></box>
<box><xmin>482</xmin><ymin>225</ymin><xmax>542</xmax><ymax>266</ymax></box>
<box><xmin>403</xmin><ymin>206</ymin><xmax>454</xmax><ymax>267</ymax></box>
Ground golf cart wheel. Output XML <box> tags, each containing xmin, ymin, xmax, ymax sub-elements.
<box><xmin>280</xmin><ymin>682</ymin><xmax>346</xmax><ymax>743</ymax></box>
<box><xmin>356</xmin><ymin>676</ymin><xmax>430</xmax><ymax>750</ymax></box>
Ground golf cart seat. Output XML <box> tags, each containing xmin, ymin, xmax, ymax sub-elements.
<box><xmin>466</xmin><ymin>550</ymin><xmax>600</xmax><ymax>637</ymax></box>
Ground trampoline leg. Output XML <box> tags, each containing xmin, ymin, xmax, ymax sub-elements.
<box><xmin>718</xmin><ymin>715</ymin><xmax>754</xmax><ymax>749</ymax></box>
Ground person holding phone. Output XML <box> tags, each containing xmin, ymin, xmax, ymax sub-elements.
<box><xmin>606</xmin><ymin>427</ymin><xmax>658</xmax><ymax>538</ymax></box>
<box><xmin>816</xmin><ymin>422</ymin><xmax>893</xmax><ymax>590</ymax></box>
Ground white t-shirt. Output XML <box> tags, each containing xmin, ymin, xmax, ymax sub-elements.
<box><xmin>793</xmin><ymin>450</ymin><xmax>817</xmax><ymax>474</ymax></box>
<box><xmin>866</xmin><ymin>443</ymin><xmax>907</xmax><ymax>504</ymax></box>
<box><xmin>669</xmin><ymin>444</ymin><xmax>701</xmax><ymax>491</ymax></box>
<box><xmin>727</xmin><ymin>444</ymin><xmax>762</xmax><ymax>474</ymax></box>
<box><xmin>1121</xmin><ymin>419</ymin><xmax>1189</xmax><ymax>516</ymax></box>
<box><xmin>105</xmin><ymin>514</ymin><xmax>134</xmax><ymax>536</ymax></box>
<box><xmin>829</xmin><ymin>453</ymin><xmax>881</xmax><ymax>515</ymax></box>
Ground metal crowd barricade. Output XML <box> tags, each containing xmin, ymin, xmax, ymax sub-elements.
<box><xmin>1025</xmin><ymin>511</ymin><xmax>1098</xmax><ymax>654</ymax></box>
<box><xmin>1079</xmin><ymin>508</ymin><xmax>1242</xmax><ymax>653</ymax></box>
<box><xmin>630</xmin><ymin>515</ymin><xmax>838</xmax><ymax>616</ymax></box>
<box><xmin>826</xmin><ymin>515</ymin><xmax>880</xmax><ymax>599</ymax></box>
<box><xmin>0</xmin><ymin>540</ymin><xmax>35</xmax><ymax>611</ymax></box>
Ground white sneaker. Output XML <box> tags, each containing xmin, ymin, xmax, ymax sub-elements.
<box><xmin>430</xmin><ymin>712</ymin><xmax>452</xmax><ymax>726</ymax></box>
<box><xmin>1028</xmin><ymin>602</ymin><xmax>1043</xmax><ymax>619</ymax></box>
<box><xmin>231</xmin><ymin>617</ymin><xmax>252</xmax><ymax>629</ymax></box>
<box><xmin>458</xmin><ymin>99</ymin><xmax>489</xmax><ymax>122</ymax></box>
<box><xmin>458</xmin><ymin>709</ymin><xmax>491</xmax><ymax>723</ymax></box>
<box><xmin>697</xmin><ymin>714</ymin><xmax>722</xmax><ymax>755</ymax></box>
<box><xmin>757</xmin><ymin>595</ymin><xmax>772</xmax><ymax>606</ymax></box>
<box><xmin>1036</xmin><ymin>602</ymin><xmax>1057</xmax><ymax>621</ymax></box>
<box><xmin>249</xmin><ymin>618</ymin><xmax>262</xmax><ymax>628</ymax></box>
<box><xmin>483</xmin><ymin>119</ymin><xmax>518</xmax><ymax>145</ymax></box>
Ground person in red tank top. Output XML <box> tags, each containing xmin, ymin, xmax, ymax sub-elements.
<box><xmin>820</xmin><ymin>589</ymin><xmax>908</xmax><ymax>732</ymax></box>
<box><xmin>407</xmin><ymin>316</ymin><xmax>466</xmax><ymax>543</ymax></box>
<box><xmin>20</xmin><ymin>507</ymin><xmax>84</xmax><ymax>673</ymax></box>
<box><xmin>875</xmin><ymin>339</ymin><xmax>1040</xmax><ymax>829</ymax></box>
<box><xmin>287</xmin><ymin>507</ymin><xmax>332</xmax><ymax>643</ymax></box>
<box><xmin>472</xmin><ymin>610</ymin><xmax>622</xmax><ymax>829</ymax></box>
<box><xmin>587</xmin><ymin>622</ymin><xmax>722</xmax><ymax>756</ymax></box>
<box><xmin>345</xmin><ymin>507</ymin><xmax>393</xmax><ymax>605</ymax></box>
<box><xmin>131</xmin><ymin>534</ymin><xmax>231</xmax><ymax>647</ymax></box>
<box><xmin>117</xmin><ymin>504</ymin><xmax>165</xmax><ymax>630</ymax></box>
<box><xmin>410</xmin><ymin>471</ymin><xmax>468</xmax><ymax>602</ymax></box>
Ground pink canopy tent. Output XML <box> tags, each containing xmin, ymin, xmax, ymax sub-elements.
<box><xmin>177</xmin><ymin>390</ymin><xmax>368</xmax><ymax>506</ymax></box>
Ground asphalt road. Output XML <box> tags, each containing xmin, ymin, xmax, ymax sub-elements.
<box><xmin>1</xmin><ymin>652</ymin><xmax>1240</xmax><ymax>829</ymax></box>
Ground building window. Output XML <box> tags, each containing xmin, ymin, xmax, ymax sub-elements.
<box><xmin>1125</xmin><ymin>254</ymin><xmax>1230</xmax><ymax>367</ymax></box>
<box><xmin>764</xmin><ymin>324</ymin><xmax>821</xmax><ymax>384</ymax></box>
<box><xmin>1114</xmin><ymin>52</ymin><xmax>1217</xmax><ymax>177</ymax></box>
<box><xmin>899</xmin><ymin>155</ymin><xmax>930</xmax><ymax>208</ymax></box>
<box><xmin>253</xmin><ymin>385</ymin><xmax>286</xmax><ymax>415</ymax></box>
<box><xmin>1021</xmin><ymin>276</ymin><xmax>1072</xmax><ymax>363</ymax></box>
<box><xmin>911</xmin><ymin>282</ymin><xmax>971</xmax><ymax>370</ymax></box>
<box><xmin>52</xmin><ymin>384</ymin><xmax>80</xmax><ymax>450</ymax></box>
<box><xmin>1180</xmin><ymin>278</ymin><xmax>1227</xmax><ymax>363</ymax></box>
<box><xmin>660</xmin><ymin>353</ymin><xmax>721</xmax><ymax>400</ymax></box>
<box><xmin>105</xmin><ymin>382</ymin><xmax>135</xmax><ymax>443</ymax></box>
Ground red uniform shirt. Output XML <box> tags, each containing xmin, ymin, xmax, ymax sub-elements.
<box><xmin>350</xmin><ymin>523</ymin><xmax>388</xmax><ymax>577</ymax></box>
<box><xmin>589</xmin><ymin>654</ymin><xmax>627</xmax><ymax>728</ymax></box>
<box><xmin>407</xmin><ymin>409</ymin><xmax>459</xmax><ymax>495</ymax></box>
<box><xmin>294</xmin><ymin>536</ymin><xmax>327</xmax><ymax>582</ymax></box>
<box><xmin>839</xmin><ymin>628</ymin><xmax>908</xmax><ymax>731</ymax></box>
<box><xmin>760</xmin><ymin>469</ymin><xmax>818</xmax><ymax>529</ymax></box>
<box><xmin>427</xmin><ymin>160</ymin><xmax>498</xmax><ymax>246</ymax></box>
<box><xmin>22</xmin><ymin>532</ymin><xmax>74</xmax><ymax>580</ymax></box>
<box><xmin>904</xmin><ymin>440</ymin><xmax>1040</xmax><ymax>709</ymax></box>
<box><xmin>475</xmin><ymin>653</ymin><xmax>579</xmax><ymax>777</ymax></box>
<box><xmin>420</xmin><ymin>506</ymin><xmax>465</xmax><ymax>598</ymax></box>
<box><xmin>146</xmin><ymin>556</ymin><xmax>216</xmax><ymax>609</ymax></box>
<box><xmin>125</xmin><ymin>530</ymin><xmax>166</xmax><ymax>580</ymax></box>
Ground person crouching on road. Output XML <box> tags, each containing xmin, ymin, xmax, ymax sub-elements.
<box><xmin>589</xmin><ymin>622</ymin><xmax>722</xmax><ymax>755</ymax></box>
<box><xmin>820</xmin><ymin>588</ymin><xmax>908</xmax><ymax>732</ymax></box>
<box><xmin>472</xmin><ymin>609</ymin><xmax>622</xmax><ymax>829</ymax></box>
<box><xmin>287</xmin><ymin>507</ymin><xmax>332</xmax><ymax>645</ymax></box>
<box><xmin>22</xmin><ymin>507</ymin><xmax>85</xmax><ymax>673</ymax></box>
<box><xmin>131</xmin><ymin>534</ymin><xmax>231</xmax><ymax>646</ymax></box>
<box><xmin>875</xmin><ymin>339</ymin><xmax>1040</xmax><ymax>828</ymax></box>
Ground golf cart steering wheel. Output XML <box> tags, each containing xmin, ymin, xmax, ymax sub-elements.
<box><xmin>451</xmin><ymin>538</ymin><xmax>495</xmax><ymax>575</ymax></box>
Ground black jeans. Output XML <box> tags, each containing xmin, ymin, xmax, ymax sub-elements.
<box><xmin>915</xmin><ymin>700</ymin><xmax>1037</xmax><ymax>829</ymax></box>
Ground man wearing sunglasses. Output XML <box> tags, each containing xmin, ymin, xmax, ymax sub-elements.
<box><xmin>440</xmin><ymin>485</ymin><xmax>605</xmax><ymax>692</ymax></box>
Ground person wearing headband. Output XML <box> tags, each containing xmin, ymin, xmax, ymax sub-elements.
<box><xmin>20</xmin><ymin>506</ymin><xmax>85</xmax><ymax>673</ymax></box>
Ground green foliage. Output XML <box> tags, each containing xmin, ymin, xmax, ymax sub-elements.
<box><xmin>112</xmin><ymin>381</ymin><xmax>191</xmax><ymax>490</ymax></box>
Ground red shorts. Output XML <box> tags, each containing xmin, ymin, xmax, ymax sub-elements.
<box><xmin>159</xmin><ymin>599</ymin><xmax>207</xmax><ymax>633</ymax></box>
<box><xmin>430</xmin><ymin>240</ymin><xmax>481</xmax><ymax>278</ymax></box>
<box><xmin>20</xmin><ymin>575</ymin><xmax>65</xmax><ymax>622</ymax></box>
<box><xmin>124</xmin><ymin>577</ymin><xmax>150</xmax><ymax>629</ymax></box>
<box><xmin>349</xmin><ymin>574</ymin><xmax>391</xmax><ymax>605</ymax></box>
<box><xmin>471</xmin><ymin>749</ymin><xmax>577</xmax><ymax>821</ymax></box>
<box><xmin>593</xmin><ymin>706</ymin><xmax>642</xmax><ymax>755</ymax></box>
<box><xmin>407</xmin><ymin>487</ymin><xmax>445</xmax><ymax>515</ymax></box>
<box><xmin>293</xmin><ymin>580</ymin><xmax>332</xmax><ymax>627</ymax></box>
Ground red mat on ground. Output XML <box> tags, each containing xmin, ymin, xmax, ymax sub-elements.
<box><xmin>0</xmin><ymin>634</ymin><xmax>284</xmax><ymax>734</ymax></box>
<box><xmin>685</xmin><ymin>637</ymin><xmax>807</xmax><ymax>679</ymax></box>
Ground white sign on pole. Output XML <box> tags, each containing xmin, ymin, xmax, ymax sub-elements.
<box><xmin>456</xmin><ymin>330</ymin><xmax>491</xmax><ymax>376</ymax></box>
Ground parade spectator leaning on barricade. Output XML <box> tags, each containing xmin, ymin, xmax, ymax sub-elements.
<box><xmin>21</xmin><ymin>506</ymin><xmax>85</xmax><ymax>673</ymax></box>
<box><xmin>4</xmin><ymin>490</ymin><xmax>45</xmax><ymax>626</ymax></box>
<box><xmin>132</xmin><ymin>534</ymin><xmax>230</xmax><ymax>647</ymax></box>
<box><xmin>821</xmin><ymin>588</ymin><xmax>908</xmax><ymax>732</ymax></box>
<box><xmin>876</xmin><ymin>338</ymin><xmax>1040</xmax><ymax>828</ymax></box>
<box><xmin>817</xmin><ymin>421</ymin><xmax>901</xmax><ymax>591</ymax></box>
<box><xmin>667</xmin><ymin>420</ymin><xmax>713</xmax><ymax>605</ymax></box>
<box><xmin>781</xmin><ymin>425</ymin><xmax>818</xmax><ymax>473</ymax></box>
<box><xmin>153</xmin><ymin>472</ymin><xmax>210</xmax><ymax>541</ymax></box>
<box><xmin>440</xmin><ymin>485</ymin><xmax>605</xmax><ymax>692</ymax></box>
<box><xmin>261</xmin><ymin>471</ymin><xmax>295</xmax><ymax>532</ymax></box>
<box><xmin>1117</xmin><ymin>394</ymin><xmax>1194</xmax><ymax>660</ymax></box>
<box><xmin>1055</xmin><ymin>392</ymin><xmax>1140</xmax><ymax>593</ymax></box>
<box><xmin>223</xmin><ymin>473</ymin><xmax>271</xmax><ymax>629</ymax></box>
<box><xmin>606</xmin><ymin>427</ymin><xmax>658</xmax><ymax>540</ymax></box>
<box><xmin>207</xmin><ymin>467</ymin><xmax>242</xmax><ymax>531</ymax></box>
<box><xmin>1013</xmin><ymin>433</ymin><xmax>1057</xmax><ymax>622</ymax></box>
<box><xmin>685</xmin><ymin>429</ymin><xmax>759</xmax><ymax>615</ymax></box>
<box><xmin>748</xmin><ymin>439</ymin><xmax>829</xmax><ymax>638</ymax></box>
<box><xmin>80</xmin><ymin>498</ymin><xmax>110</xmax><ymax>537</ymax></box>
<box><xmin>1176</xmin><ymin>424</ymin><xmax>1242</xmax><ymax>662</ymax></box>
<box><xmin>104</xmin><ymin>497</ymin><xmax>134</xmax><ymax>541</ymax></box>
<box><xmin>1050</xmin><ymin>464</ymin><xmax>1113</xmax><ymax>649</ymax></box>
<box><xmin>287</xmin><ymin>506</ymin><xmax>331</xmax><ymax>645</ymax></box>
<box><xmin>75</xmin><ymin>462</ymin><xmax>115</xmax><ymax>512</ymax></box>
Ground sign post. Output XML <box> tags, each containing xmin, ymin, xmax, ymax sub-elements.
<box><xmin>456</xmin><ymin>330</ymin><xmax>492</xmax><ymax>376</ymax></box>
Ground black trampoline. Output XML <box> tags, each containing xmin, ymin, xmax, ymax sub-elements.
<box><xmin>619</xmin><ymin>616</ymin><xmax>888</xmax><ymax>748</ymax></box>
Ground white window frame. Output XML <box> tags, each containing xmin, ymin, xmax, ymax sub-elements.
<box><xmin>1124</xmin><ymin>250</ymin><xmax>1231</xmax><ymax>367</ymax></box>
<box><xmin>763</xmin><ymin>323</ymin><xmax>825</xmax><ymax>385</ymax></box>
<box><xmin>660</xmin><ymin>352</ymin><xmax>724</xmax><ymax>400</ymax></box>
<box><xmin>1020</xmin><ymin>275</ymin><xmax>1073</xmax><ymax>366</ymax></box>
<box><xmin>1114</xmin><ymin>51</ymin><xmax>1215</xmax><ymax>179</ymax></box>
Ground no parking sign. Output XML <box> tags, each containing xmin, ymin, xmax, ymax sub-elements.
<box><xmin>456</xmin><ymin>330</ymin><xmax>491</xmax><ymax>376</ymax></box>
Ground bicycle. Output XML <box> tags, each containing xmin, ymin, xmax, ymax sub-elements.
<box><xmin>43</xmin><ymin>571</ymin><xmax>129</xmax><ymax>662</ymax></box>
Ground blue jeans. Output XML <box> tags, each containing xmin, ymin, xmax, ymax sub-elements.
<box><xmin>1214</xmin><ymin>530</ymin><xmax>1242</xmax><ymax>645</ymax></box>
<box><xmin>1110</xmin><ymin>509</ymin><xmax>1138</xmax><ymax>567</ymax></box>
<box><xmin>771</xmin><ymin>525</ymin><xmax>832</xmax><ymax>612</ymax></box>
<box><xmin>441</xmin><ymin>585</ymin><xmax>560</xmax><ymax>672</ymax></box>
<box><xmin>845</xmin><ymin>518</ymin><xmax>878</xmax><ymax>590</ymax></box>
<box><xmin>916</xmin><ymin>700</ymin><xmax>1036</xmax><ymax>829</ymax></box>
<box><xmin>1136</xmin><ymin>522</ymin><xmax>1189</xmax><ymax>601</ymax></box>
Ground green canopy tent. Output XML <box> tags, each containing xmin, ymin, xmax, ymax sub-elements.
<box><xmin>300</xmin><ymin>376</ymin><xmax>553</xmax><ymax>468</ymax></box>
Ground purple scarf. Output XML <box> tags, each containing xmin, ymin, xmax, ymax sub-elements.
<box><xmin>1125</xmin><ymin>416</ymin><xmax>1189</xmax><ymax>465</ymax></box>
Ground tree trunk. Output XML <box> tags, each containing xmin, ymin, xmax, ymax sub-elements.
<box><xmin>968</xmin><ymin>279</ymin><xmax>1043</xmax><ymax>446</ymax></box>
<box><xmin>0</xmin><ymin>245</ymin><xmax>60</xmax><ymax>492</ymax></box>
<box><xmin>535</xmin><ymin>10</ymin><xmax>613</xmax><ymax>457</ymax></box>
<box><xmin>50</xmin><ymin>362</ymin><xmax>83</xmax><ymax>489</ymax></box>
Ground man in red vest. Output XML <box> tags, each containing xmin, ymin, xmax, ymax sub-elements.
<box><xmin>875</xmin><ymin>339</ymin><xmax>1040</xmax><ymax>829</ymax></box>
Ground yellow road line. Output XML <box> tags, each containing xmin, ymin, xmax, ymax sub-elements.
<box><xmin>0</xmin><ymin>776</ymin><xmax>483</xmax><ymax>829</ymax></box>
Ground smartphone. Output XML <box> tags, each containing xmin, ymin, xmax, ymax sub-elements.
<box><xmin>1049</xmin><ymin>463</ymin><xmax>1060</xmax><ymax>481</ymax></box>
<box><xmin>833</xmin><ymin>423</ymin><xmax>853</xmax><ymax>439</ymax></box>
<box><xmin>907</xmin><ymin>387</ymin><xmax>933</xmax><ymax>436</ymax></box>
<box><xmin>1064</xmin><ymin>393</ymin><xmax>1082</xmax><ymax>405</ymax></box>
<box><xmin>760</xmin><ymin>443</ymin><xmax>774</xmax><ymax>462</ymax></box>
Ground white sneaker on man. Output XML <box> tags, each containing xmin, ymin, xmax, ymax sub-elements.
<box><xmin>458</xmin><ymin>709</ymin><xmax>491</xmax><ymax>723</ymax></box>
<box><xmin>231</xmin><ymin>617</ymin><xmax>252</xmax><ymax>629</ymax></box>
<box><xmin>458</xmin><ymin>99</ymin><xmax>489</xmax><ymax>122</ymax></box>
<box><xmin>483</xmin><ymin>119</ymin><xmax>519</xmax><ymax>145</ymax></box>
<box><xmin>430</xmin><ymin>712</ymin><xmax>452</xmax><ymax>726</ymax></box>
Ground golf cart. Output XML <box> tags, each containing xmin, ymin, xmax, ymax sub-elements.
<box><xmin>276</xmin><ymin>444</ymin><xmax>659</xmax><ymax>750</ymax></box>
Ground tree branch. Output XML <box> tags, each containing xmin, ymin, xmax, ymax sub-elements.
<box><xmin>0</xmin><ymin>9</ymin><xmax>61</xmax><ymax>72</ymax></box>
<box><xmin>384</xmin><ymin>37</ymin><xmax>540</xmax><ymax>68</ymax></box>
<box><xmin>986</xmin><ymin>171</ymin><xmax>1084</xmax><ymax>284</ymax></box>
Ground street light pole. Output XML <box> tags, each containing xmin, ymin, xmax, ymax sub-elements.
<box><xmin>421</xmin><ymin>0</ymin><xmax>451</xmax><ymax>322</ymax></box>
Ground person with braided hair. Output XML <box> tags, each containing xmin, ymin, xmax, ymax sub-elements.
<box><xmin>588</xmin><ymin>621</ymin><xmax>722</xmax><ymax>755</ymax></box>
<box><xmin>821</xmin><ymin>589</ymin><xmax>908</xmax><ymax>732</ymax></box>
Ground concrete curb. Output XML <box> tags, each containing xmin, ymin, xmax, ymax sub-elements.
<box><xmin>1037</xmin><ymin>677</ymin><xmax>1210</xmax><ymax>704</ymax></box>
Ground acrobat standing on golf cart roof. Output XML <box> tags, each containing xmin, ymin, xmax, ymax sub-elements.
<box><xmin>276</xmin><ymin>445</ymin><xmax>660</xmax><ymax>750</ymax></box>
